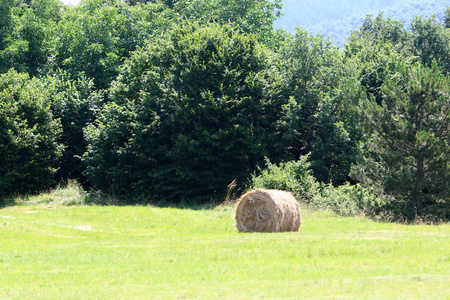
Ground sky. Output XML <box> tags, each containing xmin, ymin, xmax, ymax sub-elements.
<box><xmin>61</xmin><ymin>0</ymin><xmax>81</xmax><ymax>5</ymax></box>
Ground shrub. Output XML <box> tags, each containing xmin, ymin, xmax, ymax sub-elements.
<box><xmin>248</xmin><ymin>156</ymin><xmax>385</xmax><ymax>218</ymax></box>
<box><xmin>310</xmin><ymin>183</ymin><xmax>384</xmax><ymax>217</ymax></box>
<box><xmin>248</xmin><ymin>156</ymin><xmax>318</xmax><ymax>201</ymax></box>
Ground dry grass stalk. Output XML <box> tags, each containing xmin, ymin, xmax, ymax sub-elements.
<box><xmin>235</xmin><ymin>189</ymin><xmax>301</xmax><ymax>233</ymax></box>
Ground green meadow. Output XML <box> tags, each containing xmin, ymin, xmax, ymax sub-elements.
<box><xmin>1</xmin><ymin>201</ymin><xmax>449</xmax><ymax>299</ymax></box>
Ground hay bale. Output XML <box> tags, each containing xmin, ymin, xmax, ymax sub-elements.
<box><xmin>235</xmin><ymin>189</ymin><xmax>301</xmax><ymax>233</ymax></box>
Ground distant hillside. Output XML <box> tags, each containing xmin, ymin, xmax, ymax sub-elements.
<box><xmin>274</xmin><ymin>0</ymin><xmax>449</xmax><ymax>45</ymax></box>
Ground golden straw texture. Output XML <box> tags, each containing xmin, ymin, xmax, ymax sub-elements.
<box><xmin>235</xmin><ymin>189</ymin><xmax>301</xmax><ymax>232</ymax></box>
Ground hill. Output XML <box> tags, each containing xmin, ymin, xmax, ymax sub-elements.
<box><xmin>274</xmin><ymin>0</ymin><xmax>449</xmax><ymax>44</ymax></box>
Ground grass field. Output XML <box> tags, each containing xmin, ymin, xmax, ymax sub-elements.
<box><xmin>1</xmin><ymin>200</ymin><xmax>449</xmax><ymax>299</ymax></box>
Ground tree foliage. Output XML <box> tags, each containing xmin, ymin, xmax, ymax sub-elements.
<box><xmin>352</xmin><ymin>64</ymin><xmax>450</xmax><ymax>220</ymax></box>
<box><xmin>0</xmin><ymin>0</ymin><xmax>61</xmax><ymax>76</ymax></box>
<box><xmin>445</xmin><ymin>6</ymin><xmax>450</xmax><ymax>28</ymax></box>
<box><xmin>173</xmin><ymin>0</ymin><xmax>282</xmax><ymax>45</ymax></box>
<box><xmin>0</xmin><ymin>0</ymin><xmax>15</xmax><ymax>51</ymax></box>
<box><xmin>84</xmin><ymin>23</ymin><xmax>284</xmax><ymax>201</ymax></box>
<box><xmin>278</xmin><ymin>29</ymin><xmax>359</xmax><ymax>185</ymax></box>
<box><xmin>52</xmin><ymin>0</ymin><xmax>172</xmax><ymax>90</ymax></box>
<box><xmin>43</xmin><ymin>71</ymin><xmax>101</xmax><ymax>183</ymax></box>
<box><xmin>0</xmin><ymin>70</ymin><xmax>62</xmax><ymax>197</ymax></box>
<box><xmin>0</xmin><ymin>0</ymin><xmax>448</xmax><ymax>221</ymax></box>
<box><xmin>410</xmin><ymin>15</ymin><xmax>450</xmax><ymax>75</ymax></box>
<box><xmin>345</xmin><ymin>12</ymin><xmax>450</xmax><ymax>221</ymax></box>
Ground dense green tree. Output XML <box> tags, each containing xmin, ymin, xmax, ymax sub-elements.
<box><xmin>345</xmin><ymin>14</ymin><xmax>410</xmax><ymax>104</ymax></box>
<box><xmin>126</xmin><ymin>0</ymin><xmax>176</xmax><ymax>7</ymax></box>
<box><xmin>444</xmin><ymin>6</ymin><xmax>450</xmax><ymax>28</ymax></box>
<box><xmin>84</xmin><ymin>23</ymin><xmax>284</xmax><ymax>201</ymax></box>
<box><xmin>352</xmin><ymin>64</ymin><xmax>450</xmax><ymax>220</ymax></box>
<box><xmin>0</xmin><ymin>0</ymin><xmax>61</xmax><ymax>76</ymax></box>
<box><xmin>348</xmin><ymin>41</ymin><xmax>409</xmax><ymax>105</ymax></box>
<box><xmin>410</xmin><ymin>15</ymin><xmax>450</xmax><ymax>75</ymax></box>
<box><xmin>43</xmin><ymin>71</ymin><xmax>101</xmax><ymax>183</ymax></box>
<box><xmin>278</xmin><ymin>29</ymin><xmax>358</xmax><ymax>185</ymax></box>
<box><xmin>344</xmin><ymin>10</ymin><xmax>450</xmax><ymax>221</ymax></box>
<box><xmin>0</xmin><ymin>0</ymin><xmax>14</xmax><ymax>51</ymax></box>
<box><xmin>53</xmin><ymin>0</ymin><xmax>171</xmax><ymax>89</ymax></box>
<box><xmin>0</xmin><ymin>70</ymin><xmax>62</xmax><ymax>197</ymax></box>
<box><xmin>173</xmin><ymin>0</ymin><xmax>283</xmax><ymax>46</ymax></box>
<box><xmin>13</xmin><ymin>9</ymin><xmax>46</xmax><ymax>75</ymax></box>
<box><xmin>352</xmin><ymin>12</ymin><xmax>408</xmax><ymax>46</ymax></box>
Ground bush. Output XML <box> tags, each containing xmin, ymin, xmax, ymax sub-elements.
<box><xmin>248</xmin><ymin>156</ymin><xmax>318</xmax><ymax>201</ymax></box>
<box><xmin>248</xmin><ymin>156</ymin><xmax>385</xmax><ymax>217</ymax></box>
<box><xmin>311</xmin><ymin>183</ymin><xmax>384</xmax><ymax>217</ymax></box>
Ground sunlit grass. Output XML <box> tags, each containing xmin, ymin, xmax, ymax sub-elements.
<box><xmin>1</xmin><ymin>192</ymin><xmax>449</xmax><ymax>299</ymax></box>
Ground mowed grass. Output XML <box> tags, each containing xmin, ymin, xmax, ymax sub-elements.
<box><xmin>1</xmin><ymin>203</ymin><xmax>449</xmax><ymax>299</ymax></box>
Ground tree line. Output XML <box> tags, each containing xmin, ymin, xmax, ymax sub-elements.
<box><xmin>0</xmin><ymin>0</ymin><xmax>449</xmax><ymax>221</ymax></box>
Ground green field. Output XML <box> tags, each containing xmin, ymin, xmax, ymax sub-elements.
<box><xmin>1</xmin><ymin>203</ymin><xmax>449</xmax><ymax>299</ymax></box>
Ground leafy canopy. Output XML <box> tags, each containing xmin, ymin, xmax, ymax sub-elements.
<box><xmin>0</xmin><ymin>70</ymin><xmax>62</xmax><ymax>197</ymax></box>
<box><xmin>84</xmin><ymin>22</ymin><xmax>284</xmax><ymax>201</ymax></box>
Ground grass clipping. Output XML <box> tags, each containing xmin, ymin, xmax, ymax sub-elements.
<box><xmin>235</xmin><ymin>189</ymin><xmax>301</xmax><ymax>233</ymax></box>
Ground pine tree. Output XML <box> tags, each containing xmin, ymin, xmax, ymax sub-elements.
<box><xmin>355</xmin><ymin>64</ymin><xmax>450</xmax><ymax>220</ymax></box>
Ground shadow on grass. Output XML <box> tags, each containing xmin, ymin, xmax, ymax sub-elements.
<box><xmin>0</xmin><ymin>191</ymin><xmax>223</xmax><ymax>211</ymax></box>
<box><xmin>0</xmin><ymin>178</ymin><xmax>231</xmax><ymax>211</ymax></box>
<box><xmin>85</xmin><ymin>190</ymin><xmax>225</xmax><ymax>210</ymax></box>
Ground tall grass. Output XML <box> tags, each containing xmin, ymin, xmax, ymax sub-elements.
<box><xmin>4</xmin><ymin>180</ymin><xmax>88</xmax><ymax>207</ymax></box>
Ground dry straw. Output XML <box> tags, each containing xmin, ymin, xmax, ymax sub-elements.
<box><xmin>235</xmin><ymin>189</ymin><xmax>301</xmax><ymax>233</ymax></box>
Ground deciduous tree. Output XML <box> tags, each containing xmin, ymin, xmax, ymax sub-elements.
<box><xmin>278</xmin><ymin>29</ymin><xmax>358</xmax><ymax>185</ymax></box>
<box><xmin>0</xmin><ymin>70</ymin><xmax>62</xmax><ymax>197</ymax></box>
<box><xmin>84</xmin><ymin>23</ymin><xmax>284</xmax><ymax>201</ymax></box>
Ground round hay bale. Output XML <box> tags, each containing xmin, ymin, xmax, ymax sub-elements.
<box><xmin>235</xmin><ymin>189</ymin><xmax>301</xmax><ymax>233</ymax></box>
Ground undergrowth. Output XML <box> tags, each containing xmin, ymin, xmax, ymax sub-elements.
<box><xmin>11</xmin><ymin>180</ymin><xmax>89</xmax><ymax>206</ymax></box>
<box><xmin>249</xmin><ymin>156</ymin><xmax>388</xmax><ymax>219</ymax></box>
